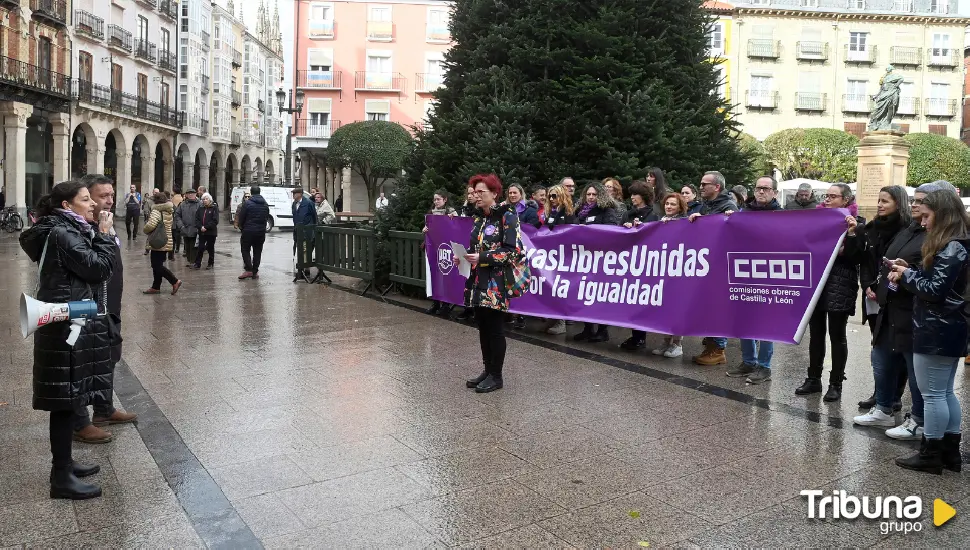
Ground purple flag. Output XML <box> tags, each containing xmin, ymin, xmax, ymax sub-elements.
<box><xmin>426</xmin><ymin>209</ymin><xmax>849</xmax><ymax>344</ymax></box>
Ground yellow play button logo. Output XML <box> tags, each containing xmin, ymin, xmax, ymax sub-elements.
<box><xmin>934</xmin><ymin>499</ymin><xmax>956</xmax><ymax>527</ymax></box>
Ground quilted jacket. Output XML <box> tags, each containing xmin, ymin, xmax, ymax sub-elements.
<box><xmin>144</xmin><ymin>202</ymin><xmax>175</xmax><ymax>252</ymax></box>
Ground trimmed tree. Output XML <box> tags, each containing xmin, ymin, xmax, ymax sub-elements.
<box><xmin>381</xmin><ymin>0</ymin><xmax>753</xmax><ymax>232</ymax></box>
<box><xmin>325</xmin><ymin>121</ymin><xmax>414</xmax><ymax>211</ymax></box>
<box><xmin>904</xmin><ymin>132</ymin><xmax>970</xmax><ymax>189</ymax></box>
<box><xmin>738</xmin><ymin>132</ymin><xmax>771</xmax><ymax>183</ymax></box>
<box><xmin>763</xmin><ymin>128</ymin><xmax>858</xmax><ymax>183</ymax></box>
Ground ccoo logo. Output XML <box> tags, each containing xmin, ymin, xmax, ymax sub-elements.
<box><xmin>437</xmin><ymin>244</ymin><xmax>455</xmax><ymax>275</ymax></box>
<box><xmin>727</xmin><ymin>252</ymin><xmax>812</xmax><ymax>288</ymax></box>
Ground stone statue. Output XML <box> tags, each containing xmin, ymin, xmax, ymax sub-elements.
<box><xmin>868</xmin><ymin>66</ymin><xmax>903</xmax><ymax>132</ymax></box>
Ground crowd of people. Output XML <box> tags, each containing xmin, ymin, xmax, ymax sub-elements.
<box><xmin>449</xmin><ymin>170</ymin><xmax>965</xmax><ymax>476</ymax></box>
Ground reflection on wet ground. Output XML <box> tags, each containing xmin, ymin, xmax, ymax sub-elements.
<box><xmin>0</xmin><ymin>221</ymin><xmax>967</xmax><ymax>548</ymax></box>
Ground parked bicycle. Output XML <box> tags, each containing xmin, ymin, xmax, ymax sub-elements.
<box><xmin>0</xmin><ymin>206</ymin><xmax>23</xmax><ymax>232</ymax></box>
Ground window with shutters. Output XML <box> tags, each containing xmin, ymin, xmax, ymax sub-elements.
<box><xmin>307</xmin><ymin>48</ymin><xmax>335</xmax><ymax>88</ymax></box>
<box><xmin>929</xmin><ymin>124</ymin><xmax>947</xmax><ymax>135</ymax></box>
<box><xmin>427</xmin><ymin>7</ymin><xmax>450</xmax><ymax>42</ymax></box>
<box><xmin>930</xmin><ymin>33</ymin><xmax>952</xmax><ymax>65</ymax></box>
<box><xmin>796</xmin><ymin>72</ymin><xmax>823</xmax><ymax>111</ymax></box>
<box><xmin>306</xmin><ymin>98</ymin><xmax>332</xmax><ymax>137</ymax></box>
<box><xmin>844</xmin><ymin>122</ymin><xmax>866</xmax><ymax>138</ymax></box>
<box><xmin>797</xmin><ymin>28</ymin><xmax>826</xmax><ymax>60</ymax></box>
<box><xmin>365</xmin><ymin>99</ymin><xmax>390</xmax><ymax>121</ymax></box>
<box><xmin>847</xmin><ymin>32</ymin><xmax>869</xmax><ymax>62</ymax></box>
<box><xmin>845</xmin><ymin>79</ymin><xmax>868</xmax><ymax>112</ymax></box>
<box><xmin>928</xmin><ymin>83</ymin><xmax>950</xmax><ymax>116</ymax></box>
<box><xmin>898</xmin><ymin>80</ymin><xmax>917</xmax><ymax>115</ymax></box>
<box><xmin>708</xmin><ymin>21</ymin><xmax>724</xmax><ymax>57</ymax></box>
<box><xmin>748</xmin><ymin>74</ymin><xmax>774</xmax><ymax>107</ymax></box>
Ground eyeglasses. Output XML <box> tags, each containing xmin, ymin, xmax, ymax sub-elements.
<box><xmin>755</xmin><ymin>186</ymin><xmax>774</xmax><ymax>193</ymax></box>
<box><xmin>824</xmin><ymin>194</ymin><xmax>842</xmax><ymax>200</ymax></box>
<box><xmin>699</xmin><ymin>181</ymin><xmax>716</xmax><ymax>187</ymax></box>
<box><xmin>911</xmin><ymin>198</ymin><xmax>923</xmax><ymax>206</ymax></box>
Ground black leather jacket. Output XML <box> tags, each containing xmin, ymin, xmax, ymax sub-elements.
<box><xmin>872</xmin><ymin>223</ymin><xmax>925</xmax><ymax>353</ymax></box>
<box><xmin>900</xmin><ymin>239</ymin><xmax>970</xmax><ymax>357</ymax></box>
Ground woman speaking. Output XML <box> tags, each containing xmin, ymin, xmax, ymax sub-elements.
<box><xmin>464</xmin><ymin>174</ymin><xmax>523</xmax><ymax>393</ymax></box>
<box><xmin>20</xmin><ymin>180</ymin><xmax>116</xmax><ymax>500</ymax></box>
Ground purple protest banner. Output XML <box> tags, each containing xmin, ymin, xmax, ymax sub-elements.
<box><xmin>425</xmin><ymin>209</ymin><xmax>849</xmax><ymax>344</ymax></box>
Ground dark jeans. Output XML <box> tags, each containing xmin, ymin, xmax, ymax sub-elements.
<box><xmin>241</xmin><ymin>231</ymin><xmax>266</xmax><ymax>274</ymax></box>
<box><xmin>631</xmin><ymin>329</ymin><xmax>646</xmax><ymax>341</ymax></box>
<box><xmin>475</xmin><ymin>307</ymin><xmax>507</xmax><ymax>378</ymax></box>
<box><xmin>125</xmin><ymin>210</ymin><xmax>140</xmax><ymax>239</ymax></box>
<box><xmin>172</xmin><ymin>227</ymin><xmax>181</xmax><ymax>253</ymax></box>
<box><xmin>872</xmin><ymin>345</ymin><xmax>912</xmax><ymax>414</ymax></box>
<box><xmin>150</xmin><ymin>251</ymin><xmax>178</xmax><ymax>289</ymax></box>
<box><xmin>50</xmin><ymin>410</ymin><xmax>73</xmax><ymax>468</ymax></box>
<box><xmin>808</xmin><ymin>308</ymin><xmax>849</xmax><ymax>384</ymax></box>
<box><xmin>182</xmin><ymin>235</ymin><xmax>197</xmax><ymax>264</ymax></box>
<box><xmin>195</xmin><ymin>234</ymin><xmax>216</xmax><ymax>267</ymax></box>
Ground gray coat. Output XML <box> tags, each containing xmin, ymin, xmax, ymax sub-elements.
<box><xmin>175</xmin><ymin>198</ymin><xmax>201</xmax><ymax>238</ymax></box>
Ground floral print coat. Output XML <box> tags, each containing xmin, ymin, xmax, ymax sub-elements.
<box><xmin>464</xmin><ymin>204</ymin><xmax>523</xmax><ymax>312</ymax></box>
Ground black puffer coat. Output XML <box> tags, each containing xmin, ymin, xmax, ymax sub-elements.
<box><xmin>818</xmin><ymin>217</ymin><xmax>866</xmax><ymax>315</ymax></box>
<box><xmin>19</xmin><ymin>213</ymin><xmax>116</xmax><ymax>412</ymax></box>
<box><xmin>858</xmin><ymin>213</ymin><xmax>907</xmax><ymax>294</ymax></box>
<box><xmin>872</xmin><ymin>223</ymin><xmax>925</xmax><ymax>353</ymax></box>
<box><xmin>899</xmin><ymin>238</ymin><xmax>970</xmax><ymax>357</ymax></box>
<box><xmin>700</xmin><ymin>190</ymin><xmax>738</xmax><ymax>215</ymax></box>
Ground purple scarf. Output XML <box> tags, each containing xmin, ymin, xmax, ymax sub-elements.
<box><xmin>56</xmin><ymin>208</ymin><xmax>92</xmax><ymax>230</ymax></box>
<box><xmin>576</xmin><ymin>201</ymin><xmax>595</xmax><ymax>221</ymax></box>
<box><xmin>515</xmin><ymin>200</ymin><xmax>527</xmax><ymax>215</ymax></box>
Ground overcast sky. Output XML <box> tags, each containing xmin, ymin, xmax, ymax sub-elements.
<box><xmin>233</xmin><ymin>0</ymin><xmax>295</xmax><ymax>89</ymax></box>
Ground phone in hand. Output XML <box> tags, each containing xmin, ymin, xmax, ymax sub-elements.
<box><xmin>882</xmin><ymin>257</ymin><xmax>894</xmax><ymax>269</ymax></box>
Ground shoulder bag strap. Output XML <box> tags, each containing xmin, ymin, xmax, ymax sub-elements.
<box><xmin>34</xmin><ymin>234</ymin><xmax>51</xmax><ymax>295</ymax></box>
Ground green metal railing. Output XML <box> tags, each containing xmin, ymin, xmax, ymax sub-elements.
<box><xmin>314</xmin><ymin>225</ymin><xmax>377</xmax><ymax>294</ymax></box>
<box><xmin>386</xmin><ymin>231</ymin><xmax>425</xmax><ymax>292</ymax></box>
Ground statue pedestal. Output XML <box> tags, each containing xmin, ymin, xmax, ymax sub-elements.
<box><xmin>855</xmin><ymin>131</ymin><xmax>910</xmax><ymax>220</ymax></box>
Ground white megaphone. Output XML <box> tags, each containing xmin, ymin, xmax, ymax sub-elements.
<box><xmin>20</xmin><ymin>294</ymin><xmax>100</xmax><ymax>340</ymax></box>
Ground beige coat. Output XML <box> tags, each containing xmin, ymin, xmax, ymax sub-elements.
<box><xmin>144</xmin><ymin>202</ymin><xmax>175</xmax><ymax>252</ymax></box>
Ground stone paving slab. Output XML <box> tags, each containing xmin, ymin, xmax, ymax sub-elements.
<box><xmin>0</xmin><ymin>225</ymin><xmax>968</xmax><ymax>548</ymax></box>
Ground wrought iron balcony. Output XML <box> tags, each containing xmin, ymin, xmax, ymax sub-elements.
<box><xmin>136</xmin><ymin>0</ymin><xmax>157</xmax><ymax>8</ymax></box>
<box><xmin>295</xmin><ymin>119</ymin><xmax>341</xmax><ymax>138</ymax></box>
<box><xmin>232</xmin><ymin>48</ymin><xmax>242</xmax><ymax>68</ymax></box>
<box><xmin>416</xmin><ymin>73</ymin><xmax>444</xmax><ymax>93</ymax></box>
<box><xmin>795</xmin><ymin>41</ymin><xmax>828</xmax><ymax>62</ymax></box>
<box><xmin>842</xmin><ymin>94</ymin><xmax>872</xmax><ymax>114</ymax></box>
<box><xmin>927</xmin><ymin>48</ymin><xmax>959</xmax><ymax>68</ymax></box>
<box><xmin>897</xmin><ymin>96</ymin><xmax>920</xmax><ymax>116</ymax></box>
<box><xmin>73</xmin><ymin>79</ymin><xmax>181</xmax><ymax>127</ymax></box>
<box><xmin>794</xmin><ymin>92</ymin><xmax>827</xmax><ymax>112</ymax></box>
<box><xmin>0</xmin><ymin>55</ymin><xmax>70</xmax><ymax>98</ymax></box>
<box><xmin>201</xmin><ymin>119</ymin><xmax>209</xmax><ymax>137</ymax></box>
<box><xmin>201</xmin><ymin>31</ymin><xmax>211</xmax><ymax>50</ymax></box>
<box><xmin>108</xmin><ymin>25</ymin><xmax>133</xmax><ymax>54</ymax></box>
<box><xmin>296</xmin><ymin>69</ymin><xmax>342</xmax><ymax>89</ymax></box>
<box><xmin>158</xmin><ymin>0</ymin><xmax>178</xmax><ymax>21</ymax></box>
<box><xmin>844</xmin><ymin>44</ymin><xmax>877</xmax><ymax>64</ymax></box>
<box><xmin>354</xmin><ymin>71</ymin><xmax>405</xmax><ymax>91</ymax></box>
<box><xmin>74</xmin><ymin>10</ymin><xmax>104</xmax><ymax>41</ymax></box>
<box><xmin>158</xmin><ymin>50</ymin><xmax>177</xmax><ymax>74</ymax></box>
<box><xmin>747</xmin><ymin>39</ymin><xmax>780</xmax><ymax>59</ymax></box>
<box><xmin>890</xmin><ymin>46</ymin><xmax>922</xmax><ymax>67</ymax></box>
<box><xmin>200</xmin><ymin>74</ymin><xmax>209</xmax><ymax>94</ymax></box>
<box><xmin>135</xmin><ymin>40</ymin><xmax>157</xmax><ymax>64</ymax></box>
<box><xmin>231</xmin><ymin>88</ymin><xmax>241</xmax><ymax>106</ymax></box>
<box><xmin>925</xmin><ymin>98</ymin><xmax>957</xmax><ymax>117</ymax></box>
<box><xmin>30</xmin><ymin>0</ymin><xmax>67</xmax><ymax>26</ymax></box>
<box><xmin>745</xmin><ymin>90</ymin><xmax>779</xmax><ymax>110</ymax></box>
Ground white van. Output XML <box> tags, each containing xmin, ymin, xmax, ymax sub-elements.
<box><xmin>229</xmin><ymin>185</ymin><xmax>294</xmax><ymax>231</ymax></box>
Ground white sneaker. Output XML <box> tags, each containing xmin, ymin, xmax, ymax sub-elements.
<box><xmin>852</xmin><ymin>407</ymin><xmax>896</xmax><ymax>427</ymax></box>
<box><xmin>886</xmin><ymin>414</ymin><xmax>924</xmax><ymax>441</ymax></box>
<box><xmin>663</xmin><ymin>345</ymin><xmax>683</xmax><ymax>358</ymax></box>
<box><xmin>546</xmin><ymin>320</ymin><xmax>566</xmax><ymax>335</ymax></box>
<box><xmin>651</xmin><ymin>345</ymin><xmax>669</xmax><ymax>356</ymax></box>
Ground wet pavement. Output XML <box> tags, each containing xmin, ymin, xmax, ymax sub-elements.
<box><xmin>0</xmin><ymin>218</ymin><xmax>968</xmax><ymax>548</ymax></box>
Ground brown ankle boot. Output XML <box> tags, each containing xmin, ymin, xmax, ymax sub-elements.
<box><xmin>695</xmin><ymin>347</ymin><xmax>727</xmax><ymax>366</ymax></box>
<box><xmin>92</xmin><ymin>410</ymin><xmax>138</xmax><ymax>426</ymax></box>
<box><xmin>692</xmin><ymin>342</ymin><xmax>715</xmax><ymax>362</ymax></box>
<box><xmin>73</xmin><ymin>424</ymin><xmax>113</xmax><ymax>444</ymax></box>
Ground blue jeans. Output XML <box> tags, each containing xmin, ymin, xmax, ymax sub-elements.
<box><xmin>872</xmin><ymin>345</ymin><xmax>912</xmax><ymax>415</ymax></box>
<box><xmin>904</xmin><ymin>349</ymin><xmax>924</xmax><ymax>423</ymax></box>
<box><xmin>913</xmin><ymin>353</ymin><xmax>962</xmax><ymax>439</ymax></box>
<box><xmin>740</xmin><ymin>339</ymin><xmax>773</xmax><ymax>368</ymax></box>
<box><xmin>712</xmin><ymin>337</ymin><xmax>727</xmax><ymax>350</ymax></box>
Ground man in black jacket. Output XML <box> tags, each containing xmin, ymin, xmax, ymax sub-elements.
<box><xmin>74</xmin><ymin>175</ymin><xmax>137</xmax><ymax>444</ymax></box>
<box><xmin>237</xmin><ymin>186</ymin><xmax>270</xmax><ymax>280</ymax></box>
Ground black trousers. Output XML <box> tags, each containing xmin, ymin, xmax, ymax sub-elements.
<box><xmin>808</xmin><ymin>308</ymin><xmax>850</xmax><ymax>384</ymax></box>
<box><xmin>172</xmin><ymin>227</ymin><xmax>181</xmax><ymax>253</ymax></box>
<box><xmin>182</xmin><ymin>235</ymin><xmax>197</xmax><ymax>264</ymax></box>
<box><xmin>125</xmin><ymin>210</ymin><xmax>140</xmax><ymax>239</ymax></box>
<box><xmin>50</xmin><ymin>410</ymin><xmax>73</xmax><ymax>468</ymax></box>
<box><xmin>195</xmin><ymin>234</ymin><xmax>215</xmax><ymax>266</ymax></box>
<box><xmin>475</xmin><ymin>307</ymin><xmax>507</xmax><ymax>378</ymax></box>
<box><xmin>150</xmin><ymin>251</ymin><xmax>178</xmax><ymax>289</ymax></box>
<box><xmin>241</xmin><ymin>231</ymin><xmax>266</xmax><ymax>274</ymax></box>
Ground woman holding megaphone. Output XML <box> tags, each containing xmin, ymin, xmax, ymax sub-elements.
<box><xmin>19</xmin><ymin>180</ymin><xmax>116</xmax><ymax>500</ymax></box>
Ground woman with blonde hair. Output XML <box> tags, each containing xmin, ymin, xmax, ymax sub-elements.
<box><xmin>542</xmin><ymin>184</ymin><xmax>576</xmax><ymax>335</ymax></box>
<box><xmin>603</xmin><ymin>177</ymin><xmax>626</xmax><ymax>217</ymax></box>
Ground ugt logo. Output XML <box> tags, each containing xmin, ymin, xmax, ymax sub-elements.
<box><xmin>727</xmin><ymin>252</ymin><xmax>812</xmax><ymax>288</ymax></box>
<box><xmin>437</xmin><ymin>243</ymin><xmax>455</xmax><ymax>275</ymax></box>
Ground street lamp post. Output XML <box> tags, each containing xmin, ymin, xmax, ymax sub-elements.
<box><xmin>276</xmin><ymin>87</ymin><xmax>305</xmax><ymax>187</ymax></box>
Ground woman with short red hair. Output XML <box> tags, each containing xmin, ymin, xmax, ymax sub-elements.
<box><xmin>463</xmin><ymin>173</ymin><xmax>523</xmax><ymax>393</ymax></box>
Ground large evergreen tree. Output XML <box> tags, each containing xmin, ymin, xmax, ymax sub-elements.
<box><xmin>382</xmin><ymin>0</ymin><xmax>751</xmax><ymax>231</ymax></box>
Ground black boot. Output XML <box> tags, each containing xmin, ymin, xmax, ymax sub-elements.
<box><xmin>513</xmin><ymin>315</ymin><xmax>526</xmax><ymax>330</ymax></box>
<box><xmin>466</xmin><ymin>370</ymin><xmax>488</xmax><ymax>389</ymax></box>
<box><xmin>858</xmin><ymin>393</ymin><xmax>876</xmax><ymax>409</ymax></box>
<box><xmin>427</xmin><ymin>301</ymin><xmax>441</xmax><ymax>315</ymax></box>
<box><xmin>588</xmin><ymin>326</ymin><xmax>610</xmax><ymax>343</ymax></box>
<box><xmin>823</xmin><ymin>384</ymin><xmax>842</xmax><ymax>402</ymax></box>
<box><xmin>620</xmin><ymin>336</ymin><xmax>645</xmax><ymax>351</ymax></box>
<box><xmin>49</xmin><ymin>462</ymin><xmax>100</xmax><ymax>482</ymax></box>
<box><xmin>795</xmin><ymin>378</ymin><xmax>823</xmax><ymax>396</ymax></box>
<box><xmin>573</xmin><ymin>325</ymin><xmax>594</xmax><ymax>342</ymax></box>
<box><xmin>50</xmin><ymin>464</ymin><xmax>102</xmax><ymax>500</ymax></box>
<box><xmin>475</xmin><ymin>374</ymin><xmax>503</xmax><ymax>393</ymax></box>
<box><xmin>896</xmin><ymin>436</ymin><xmax>944</xmax><ymax>475</ymax></box>
<box><xmin>942</xmin><ymin>432</ymin><xmax>963</xmax><ymax>473</ymax></box>
<box><xmin>439</xmin><ymin>304</ymin><xmax>454</xmax><ymax>317</ymax></box>
<box><xmin>455</xmin><ymin>308</ymin><xmax>475</xmax><ymax>322</ymax></box>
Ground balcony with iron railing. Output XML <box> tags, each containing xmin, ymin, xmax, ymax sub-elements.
<box><xmin>231</xmin><ymin>131</ymin><xmax>241</xmax><ymax>146</ymax></box>
<box><xmin>295</xmin><ymin>119</ymin><xmax>342</xmax><ymax>139</ymax></box>
<box><xmin>747</xmin><ymin>39</ymin><xmax>780</xmax><ymax>59</ymax></box>
<box><xmin>201</xmin><ymin>74</ymin><xmax>209</xmax><ymax>94</ymax></box>
<box><xmin>794</xmin><ymin>92</ymin><xmax>827</xmax><ymax>112</ymax></box>
<box><xmin>925</xmin><ymin>98</ymin><xmax>958</xmax><ymax>117</ymax></box>
<box><xmin>842</xmin><ymin>94</ymin><xmax>873</xmax><ymax>114</ymax></box>
<box><xmin>844</xmin><ymin>44</ymin><xmax>877</xmax><ymax>64</ymax></box>
<box><xmin>108</xmin><ymin>25</ymin><xmax>133</xmax><ymax>54</ymax></box>
<box><xmin>0</xmin><ymin>55</ymin><xmax>70</xmax><ymax>97</ymax></box>
<box><xmin>232</xmin><ymin>48</ymin><xmax>242</xmax><ymax>68</ymax></box>
<box><xmin>201</xmin><ymin>31</ymin><xmax>211</xmax><ymax>50</ymax></box>
<box><xmin>745</xmin><ymin>90</ymin><xmax>779</xmax><ymax>110</ymax></box>
<box><xmin>232</xmin><ymin>88</ymin><xmax>241</xmax><ymax>106</ymax></box>
<box><xmin>30</xmin><ymin>0</ymin><xmax>67</xmax><ymax>26</ymax></box>
<box><xmin>201</xmin><ymin>119</ymin><xmax>209</xmax><ymax>136</ymax></box>
<box><xmin>889</xmin><ymin>46</ymin><xmax>921</xmax><ymax>67</ymax></box>
<box><xmin>795</xmin><ymin>41</ymin><xmax>828</xmax><ymax>62</ymax></box>
<box><xmin>73</xmin><ymin>80</ymin><xmax>181</xmax><ymax>127</ymax></box>
<box><xmin>366</xmin><ymin>21</ymin><xmax>394</xmax><ymax>41</ymax></box>
<box><xmin>74</xmin><ymin>10</ymin><xmax>104</xmax><ymax>41</ymax></box>
<box><xmin>296</xmin><ymin>69</ymin><xmax>342</xmax><ymax>89</ymax></box>
<box><xmin>309</xmin><ymin>19</ymin><xmax>335</xmax><ymax>39</ymax></box>
<box><xmin>158</xmin><ymin>50</ymin><xmax>177</xmax><ymax>73</ymax></box>
<box><xmin>897</xmin><ymin>96</ymin><xmax>920</xmax><ymax>116</ymax></box>
<box><xmin>416</xmin><ymin>73</ymin><xmax>444</xmax><ymax>93</ymax></box>
<box><xmin>927</xmin><ymin>48</ymin><xmax>959</xmax><ymax>68</ymax></box>
<box><xmin>426</xmin><ymin>24</ymin><xmax>449</xmax><ymax>43</ymax></box>
<box><xmin>136</xmin><ymin>0</ymin><xmax>157</xmax><ymax>8</ymax></box>
<box><xmin>158</xmin><ymin>0</ymin><xmax>178</xmax><ymax>21</ymax></box>
<box><xmin>135</xmin><ymin>40</ymin><xmax>157</xmax><ymax>64</ymax></box>
<box><xmin>354</xmin><ymin>71</ymin><xmax>404</xmax><ymax>91</ymax></box>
